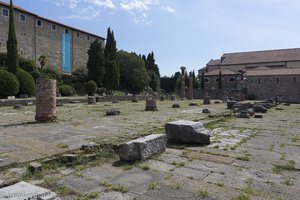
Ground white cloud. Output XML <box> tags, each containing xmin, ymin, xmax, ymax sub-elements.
<box><xmin>163</xmin><ymin>6</ymin><xmax>175</xmax><ymax>13</ymax></box>
<box><xmin>120</xmin><ymin>0</ymin><xmax>159</xmax><ymax>12</ymax></box>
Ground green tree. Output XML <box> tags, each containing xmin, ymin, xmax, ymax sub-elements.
<box><xmin>118</xmin><ymin>50</ymin><xmax>150</xmax><ymax>94</ymax></box>
<box><xmin>200</xmin><ymin>70</ymin><xmax>205</xmax><ymax>89</ymax></box>
<box><xmin>87</xmin><ymin>39</ymin><xmax>105</xmax><ymax>87</ymax></box>
<box><xmin>6</xmin><ymin>0</ymin><xmax>19</xmax><ymax>75</ymax></box>
<box><xmin>104</xmin><ymin>27</ymin><xmax>119</xmax><ymax>93</ymax></box>
<box><xmin>218</xmin><ymin>70</ymin><xmax>222</xmax><ymax>89</ymax></box>
<box><xmin>145</xmin><ymin>52</ymin><xmax>160</xmax><ymax>92</ymax></box>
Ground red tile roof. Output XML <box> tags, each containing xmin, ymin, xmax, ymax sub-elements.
<box><xmin>246</xmin><ymin>68</ymin><xmax>300</xmax><ymax>76</ymax></box>
<box><xmin>220</xmin><ymin>48</ymin><xmax>300</xmax><ymax>65</ymax></box>
<box><xmin>207</xmin><ymin>59</ymin><xmax>221</xmax><ymax>66</ymax></box>
<box><xmin>0</xmin><ymin>1</ymin><xmax>104</xmax><ymax>39</ymax></box>
<box><xmin>205</xmin><ymin>69</ymin><xmax>238</xmax><ymax>76</ymax></box>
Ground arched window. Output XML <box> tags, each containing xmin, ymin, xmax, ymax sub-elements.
<box><xmin>294</xmin><ymin>77</ymin><xmax>296</xmax><ymax>83</ymax></box>
<box><xmin>204</xmin><ymin>78</ymin><xmax>209</xmax><ymax>83</ymax></box>
<box><xmin>215</xmin><ymin>78</ymin><xmax>219</xmax><ymax>82</ymax></box>
<box><xmin>228</xmin><ymin>77</ymin><xmax>235</xmax><ymax>82</ymax></box>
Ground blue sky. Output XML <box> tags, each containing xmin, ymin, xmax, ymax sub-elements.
<box><xmin>5</xmin><ymin>0</ymin><xmax>300</xmax><ymax>76</ymax></box>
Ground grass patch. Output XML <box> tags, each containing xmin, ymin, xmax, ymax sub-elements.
<box><xmin>231</xmin><ymin>193</ymin><xmax>250</xmax><ymax>200</ymax></box>
<box><xmin>236</xmin><ymin>155</ymin><xmax>250</xmax><ymax>161</ymax></box>
<box><xmin>139</xmin><ymin>164</ymin><xmax>150</xmax><ymax>171</ymax></box>
<box><xmin>57</xmin><ymin>143</ymin><xmax>69</xmax><ymax>148</ymax></box>
<box><xmin>196</xmin><ymin>190</ymin><xmax>210</xmax><ymax>197</ymax></box>
<box><xmin>148</xmin><ymin>182</ymin><xmax>159</xmax><ymax>190</ymax></box>
<box><xmin>272</xmin><ymin>160</ymin><xmax>296</xmax><ymax>174</ymax></box>
<box><xmin>100</xmin><ymin>179</ymin><xmax>128</xmax><ymax>193</ymax></box>
<box><xmin>171</xmin><ymin>161</ymin><xmax>185</xmax><ymax>167</ymax></box>
<box><xmin>76</xmin><ymin>192</ymin><xmax>99</xmax><ymax>200</ymax></box>
<box><xmin>56</xmin><ymin>185</ymin><xmax>72</xmax><ymax>195</ymax></box>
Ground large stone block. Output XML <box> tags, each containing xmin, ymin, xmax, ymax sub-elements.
<box><xmin>165</xmin><ymin>120</ymin><xmax>211</xmax><ymax>144</ymax></box>
<box><xmin>0</xmin><ymin>181</ymin><xmax>60</xmax><ymax>199</ymax></box>
<box><xmin>119</xmin><ymin>134</ymin><xmax>166</xmax><ymax>162</ymax></box>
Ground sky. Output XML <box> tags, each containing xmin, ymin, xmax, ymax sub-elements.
<box><xmin>4</xmin><ymin>0</ymin><xmax>300</xmax><ymax>76</ymax></box>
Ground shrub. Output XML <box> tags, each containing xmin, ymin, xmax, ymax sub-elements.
<box><xmin>72</xmin><ymin>67</ymin><xmax>87</xmax><ymax>84</ymax></box>
<box><xmin>0</xmin><ymin>53</ymin><xmax>6</xmax><ymax>67</ymax></box>
<box><xmin>0</xmin><ymin>69</ymin><xmax>19</xmax><ymax>98</ymax></box>
<box><xmin>17</xmin><ymin>68</ymin><xmax>35</xmax><ymax>96</ymax></box>
<box><xmin>19</xmin><ymin>57</ymin><xmax>37</xmax><ymax>73</ymax></box>
<box><xmin>72</xmin><ymin>82</ymin><xmax>86</xmax><ymax>95</ymax></box>
<box><xmin>61</xmin><ymin>74</ymin><xmax>72</xmax><ymax>84</ymax></box>
<box><xmin>41</xmin><ymin>66</ymin><xmax>61</xmax><ymax>80</ymax></box>
<box><xmin>85</xmin><ymin>80</ymin><xmax>97</xmax><ymax>96</ymax></box>
<box><xmin>30</xmin><ymin>69</ymin><xmax>41</xmax><ymax>83</ymax></box>
<box><xmin>59</xmin><ymin>84</ymin><xmax>76</xmax><ymax>96</ymax></box>
<box><xmin>97</xmin><ymin>87</ymin><xmax>106</xmax><ymax>95</ymax></box>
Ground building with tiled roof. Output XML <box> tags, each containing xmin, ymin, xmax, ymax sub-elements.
<box><xmin>197</xmin><ymin>48</ymin><xmax>300</xmax><ymax>103</ymax></box>
<box><xmin>0</xmin><ymin>1</ymin><xmax>105</xmax><ymax>73</ymax></box>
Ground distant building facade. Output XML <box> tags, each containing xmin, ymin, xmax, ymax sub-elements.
<box><xmin>198</xmin><ymin>48</ymin><xmax>300</xmax><ymax>103</ymax></box>
<box><xmin>0</xmin><ymin>1</ymin><xmax>105</xmax><ymax>73</ymax></box>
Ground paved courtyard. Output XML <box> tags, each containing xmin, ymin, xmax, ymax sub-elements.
<box><xmin>0</xmin><ymin>99</ymin><xmax>299</xmax><ymax>200</ymax></box>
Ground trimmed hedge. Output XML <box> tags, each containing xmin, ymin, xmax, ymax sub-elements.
<box><xmin>85</xmin><ymin>80</ymin><xmax>97</xmax><ymax>96</ymax></box>
<box><xmin>17</xmin><ymin>68</ymin><xmax>35</xmax><ymax>96</ymax></box>
<box><xmin>0</xmin><ymin>69</ymin><xmax>19</xmax><ymax>98</ymax></box>
<box><xmin>59</xmin><ymin>84</ymin><xmax>76</xmax><ymax>96</ymax></box>
<box><xmin>0</xmin><ymin>53</ymin><xmax>36</xmax><ymax>73</ymax></box>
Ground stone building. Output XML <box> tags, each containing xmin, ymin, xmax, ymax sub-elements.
<box><xmin>0</xmin><ymin>1</ymin><xmax>105</xmax><ymax>73</ymax></box>
<box><xmin>198</xmin><ymin>48</ymin><xmax>300</xmax><ymax>103</ymax></box>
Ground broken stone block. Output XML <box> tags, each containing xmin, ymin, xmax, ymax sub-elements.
<box><xmin>165</xmin><ymin>120</ymin><xmax>211</xmax><ymax>144</ymax></box>
<box><xmin>203</xmin><ymin>96</ymin><xmax>211</xmax><ymax>105</ymax></box>
<box><xmin>112</xmin><ymin>100</ymin><xmax>119</xmax><ymax>103</ymax></box>
<box><xmin>276</xmin><ymin>107</ymin><xmax>284</xmax><ymax>110</ymax></box>
<box><xmin>28</xmin><ymin>162</ymin><xmax>42</xmax><ymax>173</ymax></box>
<box><xmin>227</xmin><ymin>101</ymin><xmax>236</xmax><ymax>109</ymax></box>
<box><xmin>202</xmin><ymin>108</ymin><xmax>211</xmax><ymax>114</ymax></box>
<box><xmin>119</xmin><ymin>134</ymin><xmax>166</xmax><ymax>162</ymax></box>
<box><xmin>236</xmin><ymin>111</ymin><xmax>250</xmax><ymax>118</ymax></box>
<box><xmin>85</xmin><ymin>154</ymin><xmax>97</xmax><ymax>161</ymax></box>
<box><xmin>170</xmin><ymin>95</ymin><xmax>176</xmax><ymax>101</ymax></box>
<box><xmin>87</xmin><ymin>96</ymin><xmax>96</xmax><ymax>104</ymax></box>
<box><xmin>132</xmin><ymin>94</ymin><xmax>139</xmax><ymax>102</ymax></box>
<box><xmin>13</xmin><ymin>104</ymin><xmax>23</xmax><ymax>109</ymax></box>
<box><xmin>254</xmin><ymin>114</ymin><xmax>263</xmax><ymax>118</ymax></box>
<box><xmin>253</xmin><ymin>105</ymin><xmax>267</xmax><ymax>113</ymax></box>
<box><xmin>0</xmin><ymin>181</ymin><xmax>60</xmax><ymax>199</ymax></box>
<box><xmin>172</xmin><ymin>103</ymin><xmax>180</xmax><ymax>108</ymax></box>
<box><xmin>145</xmin><ymin>98</ymin><xmax>158</xmax><ymax>111</ymax></box>
<box><xmin>189</xmin><ymin>102</ymin><xmax>198</xmax><ymax>106</ymax></box>
<box><xmin>25</xmin><ymin>101</ymin><xmax>33</xmax><ymax>106</ymax></box>
<box><xmin>106</xmin><ymin>108</ymin><xmax>120</xmax><ymax>116</ymax></box>
<box><xmin>63</xmin><ymin>154</ymin><xmax>77</xmax><ymax>163</ymax></box>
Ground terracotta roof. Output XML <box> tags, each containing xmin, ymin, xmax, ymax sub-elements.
<box><xmin>220</xmin><ymin>48</ymin><xmax>300</xmax><ymax>65</ymax></box>
<box><xmin>207</xmin><ymin>59</ymin><xmax>221</xmax><ymax>66</ymax></box>
<box><xmin>205</xmin><ymin>69</ymin><xmax>237</xmax><ymax>76</ymax></box>
<box><xmin>0</xmin><ymin>1</ymin><xmax>104</xmax><ymax>39</ymax></box>
<box><xmin>246</xmin><ymin>68</ymin><xmax>300</xmax><ymax>76</ymax></box>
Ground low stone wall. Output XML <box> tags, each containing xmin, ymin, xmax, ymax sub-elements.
<box><xmin>0</xmin><ymin>95</ymin><xmax>150</xmax><ymax>107</ymax></box>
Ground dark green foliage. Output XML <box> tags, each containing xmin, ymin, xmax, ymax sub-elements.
<box><xmin>247</xmin><ymin>94</ymin><xmax>258</xmax><ymax>100</ymax></box>
<box><xmin>85</xmin><ymin>80</ymin><xmax>97</xmax><ymax>96</ymax></box>
<box><xmin>38</xmin><ymin>55</ymin><xmax>47</xmax><ymax>69</ymax></box>
<box><xmin>0</xmin><ymin>53</ymin><xmax>7</xmax><ymax>68</ymax></box>
<box><xmin>71</xmin><ymin>67</ymin><xmax>87</xmax><ymax>84</ymax></box>
<box><xmin>61</xmin><ymin>74</ymin><xmax>72</xmax><ymax>84</ymax></box>
<box><xmin>87</xmin><ymin>39</ymin><xmax>105</xmax><ymax>86</ymax></box>
<box><xmin>72</xmin><ymin>82</ymin><xmax>86</xmax><ymax>95</ymax></box>
<box><xmin>97</xmin><ymin>87</ymin><xmax>106</xmax><ymax>95</ymax></box>
<box><xmin>17</xmin><ymin>68</ymin><xmax>35</xmax><ymax>96</ymax></box>
<box><xmin>160</xmin><ymin>72</ymin><xmax>180</xmax><ymax>93</ymax></box>
<box><xmin>19</xmin><ymin>57</ymin><xmax>36</xmax><ymax>73</ymax></box>
<box><xmin>192</xmin><ymin>70</ymin><xmax>199</xmax><ymax>88</ymax></box>
<box><xmin>40</xmin><ymin>67</ymin><xmax>60</xmax><ymax>80</ymax></box>
<box><xmin>218</xmin><ymin>70</ymin><xmax>222</xmax><ymax>89</ymax></box>
<box><xmin>6</xmin><ymin>0</ymin><xmax>19</xmax><ymax>75</ymax></box>
<box><xmin>118</xmin><ymin>50</ymin><xmax>150</xmax><ymax>94</ymax></box>
<box><xmin>144</xmin><ymin>52</ymin><xmax>160</xmax><ymax>92</ymax></box>
<box><xmin>200</xmin><ymin>70</ymin><xmax>205</xmax><ymax>89</ymax></box>
<box><xmin>59</xmin><ymin>84</ymin><xmax>76</xmax><ymax>96</ymax></box>
<box><xmin>30</xmin><ymin>69</ymin><xmax>41</xmax><ymax>83</ymax></box>
<box><xmin>0</xmin><ymin>69</ymin><xmax>19</xmax><ymax>97</ymax></box>
<box><xmin>104</xmin><ymin>28</ymin><xmax>119</xmax><ymax>93</ymax></box>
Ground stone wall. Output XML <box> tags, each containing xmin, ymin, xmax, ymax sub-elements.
<box><xmin>0</xmin><ymin>3</ymin><xmax>104</xmax><ymax>72</ymax></box>
<box><xmin>245</xmin><ymin>75</ymin><xmax>300</xmax><ymax>103</ymax></box>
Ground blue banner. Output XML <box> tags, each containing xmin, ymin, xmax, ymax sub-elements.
<box><xmin>62</xmin><ymin>34</ymin><xmax>71</xmax><ymax>73</ymax></box>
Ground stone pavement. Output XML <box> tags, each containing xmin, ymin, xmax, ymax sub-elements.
<box><xmin>0</xmin><ymin>100</ymin><xmax>299</xmax><ymax>199</ymax></box>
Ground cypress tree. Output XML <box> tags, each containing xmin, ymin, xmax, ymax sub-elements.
<box><xmin>218</xmin><ymin>70</ymin><xmax>222</xmax><ymax>89</ymax></box>
<box><xmin>6</xmin><ymin>0</ymin><xmax>19</xmax><ymax>75</ymax></box>
<box><xmin>201</xmin><ymin>70</ymin><xmax>205</xmax><ymax>89</ymax></box>
<box><xmin>104</xmin><ymin>28</ymin><xmax>119</xmax><ymax>93</ymax></box>
<box><xmin>87</xmin><ymin>39</ymin><xmax>105</xmax><ymax>86</ymax></box>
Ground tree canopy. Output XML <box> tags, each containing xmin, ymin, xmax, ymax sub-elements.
<box><xmin>118</xmin><ymin>50</ymin><xmax>150</xmax><ymax>94</ymax></box>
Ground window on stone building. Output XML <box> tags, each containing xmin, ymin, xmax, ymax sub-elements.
<box><xmin>228</xmin><ymin>77</ymin><xmax>235</xmax><ymax>82</ymax></box>
<box><xmin>258</xmin><ymin>78</ymin><xmax>261</xmax><ymax>84</ymax></box>
<box><xmin>51</xmin><ymin>24</ymin><xmax>56</xmax><ymax>31</ymax></box>
<box><xmin>2</xmin><ymin>8</ymin><xmax>8</xmax><ymax>17</ymax></box>
<box><xmin>294</xmin><ymin>77</ymin><xmax>296</xmax><ymax>83</ymax></box>
<box><xmin>20</xmin><ymin>14</ymin><xmax>26</xmax><ymax>22</ymax></box>
<box><xmin>87</xmin><ymin>35</ymin><xmax>90</xmax><ymax>40</ymax></box>
<box><xmin>276</xmin><ymin>78</ymin><xmax>279</xmax><ymax>84</ymax></box>
<box><xmin>35</xmin><ymin>19</ymin><xmax>42</xmax><ymax>27</ymax></box>
<box><xmin>76</xmin><ymin>32</ymin><xmax>80</xmax><ymax>38</ymax></box>
<box><xmin>215</xmin><ymin>78</ymin><xmax>219</xmax><ymax>82</ymax></box>
<box><xmin>204</xmin><ymin>78</ymin><xmax>209</xmax><ymax>83</ymax></box>
<box><xmin>65</xmin><ymin>29</ymin><xmax>69</xmax><ymax>34</ymax></box>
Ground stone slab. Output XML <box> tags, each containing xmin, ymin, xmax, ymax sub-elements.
<box><xmin>165</xmin><ymin>120</ymin><xmax>211</xmax><ymax>144</ymax></box>
<box><xmin>0</xmin><ymin>181</ymin><xmax>60</xmax><ymax>200</ymax></box>
<box><xmin>0</xmin><ymin>157</ymin><xmax>16</xmax><ymax>168</ymax></box>
<box><xmin>119</xmin><ymin>134</ymin><xmax>166</xmax><ymax>162</ymax></box>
